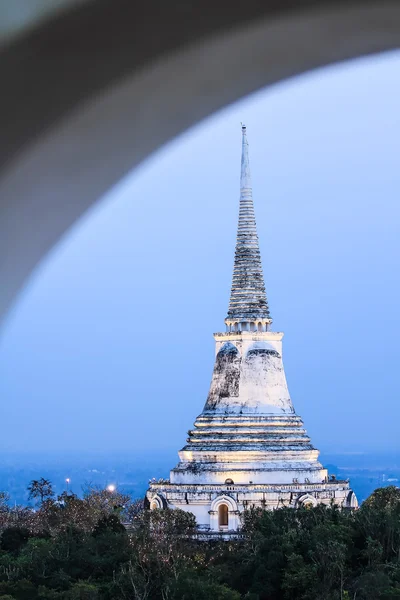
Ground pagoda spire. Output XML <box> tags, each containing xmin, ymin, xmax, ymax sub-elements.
<box><xmin>226</xmin><ymin>125</ymin><xmax>271</xmax><ymax>330</ymax></box>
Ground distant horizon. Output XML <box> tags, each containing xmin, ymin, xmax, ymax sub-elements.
<box><xmin>3</xmin><ymin>449</ymin><xmax>400</xmax><ymax>460</ymax></box>
<box><xmin>1</xmin><ymin>449</ymin><xmax>399</xmax><ymax>507</ymax></box>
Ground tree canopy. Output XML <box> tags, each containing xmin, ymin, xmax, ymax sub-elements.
<box><xmin>1</xmin><ymin>481</ymin><xmax>400</xmax><ymax>599</ymax></box>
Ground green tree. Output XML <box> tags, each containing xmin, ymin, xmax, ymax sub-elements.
<box><xmin>82</xmin><ymin>485</ymin><xmax>131</xmax><ymax>523</ymax></box>
<box><xmin>364</xmin><ymin>486</ymin><xmax>400</xmax><ymax>510</ymax></box>
<box><xmin>0</xmin><ymin>492</ymin><xmax>10</xmax><ymax>512</ymax></box>
<box><xmin>0</xmin><ymin>526</ymin><xmax>30</xmax><ymax>554</ymax></box>
<box><xmin>27</xmin><ymin>479</ymin><xmax>54</xmax><ymax>506</ymax></box>
<box><xmin>37</xmin><ymin>588</ymin><xmax>63</xmax><ymax>599</ymax></box>
<box><xmin>68</xmin><ymin>582</ymin><xmax>98</xmax><ymax>600</ymax></box>
<box><xmin>6</xmin><ymin>579</ymin><xmax>37</xmax><ymax>600</ymax></box>
<box><xmin>172</xmin><ymin>572</ymin><xmax>240</xmax><ymax>599</ymax></box>
<box><xmin>115</xmin><ymin>509</ymin><xmax>197</xmax><ymax>600</ymax></box>
<box><xmin>92</xmin><ymin>514</ymin><xmax>125</xmax><ymax>537</ymax></box>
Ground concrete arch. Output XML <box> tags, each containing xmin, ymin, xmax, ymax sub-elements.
<box><xmin>218</xmin><ymin>342</ymin><xmax>240</xmax><ymax>357</ymax></box>
<box><xmin>211</xmin><ymin>494</ymin><xmax>238</xmax><ymax>513</ymax></box>
<box><xmin>1</xmin><ymin>1</ymin><xmax>400</xmax><ymax>324</ymax></box>
<box><xmin>345</xmin><ymin>490</ymin><xmax>359</xmax><ymax>508</ymax></box>
<box><xmin>296</xmin><ymin>494</ymin><xmax>318</xmax><ymax>508</ymax></box>
<box><xmin>149</xmin><ymin>493</ymin><xmax>167</xmax><ymax>510</ymax></box>
<box><xmin>246</xmin><ymin>341</ymin><xmax>281</xmax><ymax>359</ymax></box>
<box><xmin>210</xmin><ymin>494</ymin><xmax>239</xmax><ymax>531</ymax></box>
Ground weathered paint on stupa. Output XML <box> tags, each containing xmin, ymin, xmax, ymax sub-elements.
<box><xmin>146</xmin><ymin>126</ymin><xmax>357</xmax><ymax>534</ymax></box>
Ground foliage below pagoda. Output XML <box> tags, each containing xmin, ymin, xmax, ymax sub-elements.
<box><xmin>1</xmin><ymin>483</ymin><xmax>400</xmax><ymax>599</ymax></box>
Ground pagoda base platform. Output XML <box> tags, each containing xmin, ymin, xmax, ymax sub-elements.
<box><xmin>146</xmin><ymin>480</ymin><xmax>358</xmax><ymax>533</ymax></box>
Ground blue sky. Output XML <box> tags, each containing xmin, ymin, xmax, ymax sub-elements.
<box><xmin>1</xmin><ymin>50</ymin><xmax>400</xmax><ymax>457</ymax></box>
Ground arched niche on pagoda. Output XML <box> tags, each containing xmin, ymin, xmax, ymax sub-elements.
<box><xmin>149</xmin><ymin>494</ymin><xmax>167</xmax><ymax>510</ymax></box>
<box><xmin>296</xmin><ymin>494</ymin><xmax>318</xmax><ymax>508</ymax></box>
<box><xmin>345</xmin><ymin>490</ymin><xmax>359</xmax><ymax>509</ymax></box>
<box><xmin>209</xmin><ymin>495</ymin><xmax>239</xmax><ymax>532</ymax></box>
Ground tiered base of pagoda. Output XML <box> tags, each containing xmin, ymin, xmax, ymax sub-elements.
<box><xmin>170</xmin><ymin>413</ymin><xmax>330</xmax><ymax>486</ymax></box>
<box><xmin>146</xmin><ymin>480</ymin><xmax>358</xmax><ymax>532</ymax></box>
<box><xmin>146</xmin><ymin>410</ymin><xmax>358</xmax><ymax>532</ymax></box>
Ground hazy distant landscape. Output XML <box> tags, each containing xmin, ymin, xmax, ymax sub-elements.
<box><xmin>2</xmin><ymin>451</ymin><xmax>399</xmax><ymax>506</ymax></box>
<box><xmin>0</xmin><ymin>452</ymin><xmax>172</xmax><ymax>506</ymax></box>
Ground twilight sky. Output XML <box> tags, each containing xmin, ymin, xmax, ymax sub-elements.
<box><xmin>1</xmin><ymin>51</ymin><xmax>400</xmax><ymax>457</ymax></box>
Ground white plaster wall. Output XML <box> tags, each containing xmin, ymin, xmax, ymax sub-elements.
<box><xmin>171</xmin><ymin>503</ymin><xmax>211</xmax><ymax>527</ymax></box>
<box><xmin>214</xmin><ymin>331</ymin><xmax>283</xmax><ymax>356</ymax></box>
<box><xmin>171</xmin><ymin>465</ymin><xmax>327</xmax><ymax>485</ymax></box>
<box><xmin>240</xmin><ymin>349</ymin><xmax>293</xmax><ymax>413</ymax></box>
<box><xmin>208</xmin><ymin>332</ymin><xmax>294</xmax><ymax>415</ymax></box>
<box><xmin>147</xmin><ymin>481</ymin><xmax>356</xmax><ymax>532</ymax></box>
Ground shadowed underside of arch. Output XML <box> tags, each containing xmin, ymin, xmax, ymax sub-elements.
<box><xmin>0</xmin><ymin>0</ymin><xmax>400</xmax><ymax>325</ymax></box>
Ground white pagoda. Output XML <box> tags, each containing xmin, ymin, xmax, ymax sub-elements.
<box><xmin>146</xmin><ymin>126</ymin><xmax>357</xmax><ymax>533</ymax></box>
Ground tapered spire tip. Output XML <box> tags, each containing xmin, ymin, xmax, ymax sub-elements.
<box><xmin>226</xmin><ymin>126</ymin><xmax>271</xmax><ymax>327</ymax></box>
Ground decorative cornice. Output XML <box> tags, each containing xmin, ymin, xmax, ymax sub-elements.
<box><xmin>213</xmin><ymin>331</ymin><xmax>283</xmax><ymax>342</ymax></box>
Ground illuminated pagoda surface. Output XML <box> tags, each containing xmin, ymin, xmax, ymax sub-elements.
<box><xmin>146</xmin><ymin>126</ymin><xmax>357</xmax><ymax>533</ymax></box>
